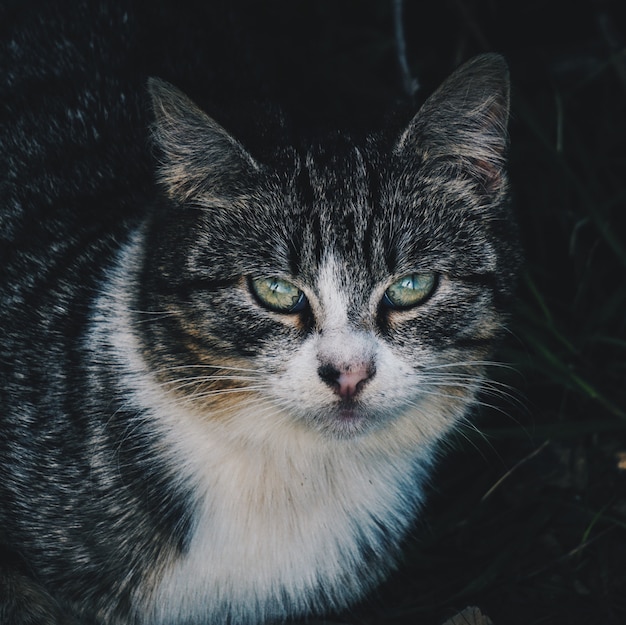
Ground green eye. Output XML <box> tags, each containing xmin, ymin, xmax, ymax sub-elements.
<box><xmin>383</xmin><ymin>272</ymin><xmax>438</xmax><ymax>309</ymax></box>
<box><xmin>250</xmin><ymin>277</ymin><xmax>307</xmax><ymax>313</ymax></box>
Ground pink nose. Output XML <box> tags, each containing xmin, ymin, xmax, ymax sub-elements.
<box><xmin>318</xmin><ymin>363</ymin><xmax>375</xmax><ymax>399</ymax></box>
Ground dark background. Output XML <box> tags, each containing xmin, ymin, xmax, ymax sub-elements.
<box><xmin>234</xmin><ymin>1</ymin><xmax>626</xmax><ymax>624</ymax></box>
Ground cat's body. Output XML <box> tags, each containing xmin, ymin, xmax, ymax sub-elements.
<box><xmin>0</xmin><ymin>2</ymin><xmax>520</xmax><ymax>623</ymax></box>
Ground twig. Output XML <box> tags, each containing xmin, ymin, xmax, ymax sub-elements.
<box><xmin>481</xmin><ymin>440</ymin><xmax>551</xmax><ymax>502</ymax></box>
<box><xmin>392</xmin><ymin>0</ymin><xmax>419</xmax><ymax>101</ymax></box>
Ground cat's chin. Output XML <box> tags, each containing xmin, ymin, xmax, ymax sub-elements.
<box><xmin>312</xmin><ymin>404</ymin><xmax>380</xmax><ymax>439</ymax></box>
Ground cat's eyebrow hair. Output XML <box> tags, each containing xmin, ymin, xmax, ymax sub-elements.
<box><xmin>285</xmin><ymin>234</ymin><xmax>301</xmax><ymax>276</ymax></box>
<box><xmin>156</xmin><ymin>277</ymin><xmax>239</xmax><ymax>298</ymax></box>
<box><xmin>457</xmin><ymin>272</ymin><xmax>498</xmax><ymax>288</ymax></box>
<box><xmin>456</xmin><ymin>272</ymin><xmax>515</xmax><ymax>312</ymax></box>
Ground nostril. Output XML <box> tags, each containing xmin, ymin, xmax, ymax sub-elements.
<box><xmin>317</xmin><ymin>364</ymin><xmax>340</xmax><ymax>388</ymax></box>
<box><xmin>317</xmin><ymin>363</ymin><xmax>375</xmax><ymax>399</ymax></box>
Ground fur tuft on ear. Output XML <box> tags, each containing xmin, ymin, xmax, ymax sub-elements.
<box><xmin>395</xmin><ymin>53</ymin><xmax>510</xmax><ymax>193</ymax></box>
<box><xmin>148</xmin><ymin>77</ymin><xmax>259</xmax><ymax>203</ymax></box>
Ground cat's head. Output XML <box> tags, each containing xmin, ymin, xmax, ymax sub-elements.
<box><xmin>140</xmin><ymin>54</ymin><xmax>519</xmax><ymax>447</ymax></box>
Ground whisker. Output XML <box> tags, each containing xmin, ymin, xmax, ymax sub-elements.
<box><xmin>160</xmin><ymin>376</ymin><xmax>261</xmax><ymax>392</ymax></box>
<box><xmin>173</xmin><ymin>386</ymin><xmax>270</xmax><ymax>408</ymax></box>
<box><xmin>128</xmin><ymin>309</ymin><xmax>177</xmax><ymax>316</ymax></box>
<box><xmin>150</xmin><ymin>363</ymin><xmax>264</xmax><ymax>375</ymax></box>
<box><xmin>419</xmin><ymin>373</ymin><xmax>522</xmax><ymax>396</ymax></box>
<box><xmin>422</xmin><ymin>362</ymin><xmax>481</xmax><ymax>371</ymax></box>
<box><xmin>421</xmin><ymin>359</ymin><xmax>512</xmax><ymax>370</ymax></box>
<box><xmin>408</xmin><ymin>374</ymin><xmax>526</xmax><ymax>415</ymax></box>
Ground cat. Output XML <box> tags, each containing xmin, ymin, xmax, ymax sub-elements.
<box><xmin>0</xmin><ymin>1</ymin><xmax>520</xmax><ymax>623</ymax></box>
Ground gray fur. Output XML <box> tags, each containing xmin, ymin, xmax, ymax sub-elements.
<box><xmin>0</xmin><ymin>23</ymin><xmax>520</xmax><ymax>623</ymax></box>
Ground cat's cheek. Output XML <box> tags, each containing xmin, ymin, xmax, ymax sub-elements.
<box><xmin>268</xmin><ymin>339</ymin><xmax>331</xmax><ymax>408</ymax></box>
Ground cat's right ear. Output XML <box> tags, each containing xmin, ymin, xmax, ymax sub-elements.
<box><xmin>394</xmin><ymin>53</ymin><xmax>510</xmax><ymax>195</ymax></box>
<box><xmin>148</xmin><ymin>77</ymin><xmax>260</xmax><ymax>203</ymax></box>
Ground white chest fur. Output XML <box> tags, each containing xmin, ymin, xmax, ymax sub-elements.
<box><xmin>146</xmin><ymin>406</ymin><xmax>427</xmax><ymax>624</ymax></box>
<box><xmin>90</xmin><ymin>233</ymin><xmax>438</xmax><ymax>624</ymax></box>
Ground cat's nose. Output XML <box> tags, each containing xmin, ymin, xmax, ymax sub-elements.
<box><xmin>317</xmin><ymin>363</ymin><xmax>375</xmax><ymax>400</ymax></box>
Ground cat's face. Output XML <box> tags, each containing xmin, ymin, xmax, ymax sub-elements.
<box><xmin>140</xmin><ymin>55</ymin><xmax>519</xmax><ymax>445</ymax></box>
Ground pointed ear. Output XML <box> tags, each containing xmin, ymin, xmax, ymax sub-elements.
<box><xmin>395</xmin><ymin>53</ymin><xmax>510</xmax><ymax>191</ymax></box>
<box><xmin>148</xmin><ymin>77</ymin><xmax>259</xmax><ymax>202</ymax></box>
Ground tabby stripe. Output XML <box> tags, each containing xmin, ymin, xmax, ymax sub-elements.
<box><xmin>158</xmin><ymin>278</ymin><xmax>239</xmax><ymax>299</ymax></box>
<box><xmin>455</xmin><ymin>337</ymin><xmax>497</xmax><ymax>349</ymax></box>
<box><xmin>458</xmin><ymin>273</ymin><xmax>498</xmax><ymax>290</ymax></box>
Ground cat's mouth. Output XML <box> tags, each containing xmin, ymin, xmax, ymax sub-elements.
<box><xmin>335</xmin><ymin>404</ymin><xmax>364</xmax><ymax>423</ymax></box>
<box><xmin>313</xmin><ymin>401</ymin><xmax>377</xmax><ymax>438</ymax></box>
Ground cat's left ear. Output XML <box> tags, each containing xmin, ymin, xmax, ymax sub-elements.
<box><xmin>395</xmin><ymin>53</ymin><xmax>510</xmax><ymax>193</ymax></box>
<box><xmin>148</xmin><ymin>78</ymin><xmax>260</xmax><ymax>202</ymax></box>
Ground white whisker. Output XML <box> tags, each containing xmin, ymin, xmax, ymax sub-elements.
<box><xmin>173</xmin><ymin>386</ymin><xmax>271</xmax><ymax>409</ymax></box>
<box><xmin>160</xmin><ymin>376</ymin><xmax>261</xmax><ymax>392</ymax></box>
<box><xmin>150</xmin><ymin>363</ymin><xmax>264</xmax><ymax>375</ymax></box>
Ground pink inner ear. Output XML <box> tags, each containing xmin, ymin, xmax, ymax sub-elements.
<box><xmin>473</xmin><ymin>156</ymin><xmax>505</xmax><ymax>194</ymax></box>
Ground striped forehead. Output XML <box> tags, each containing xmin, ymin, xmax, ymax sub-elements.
<box><xmin>284</xmin><ymin>140</ymin><xmax>393</xmax><ymax>302</ymax></box>
<box><xmin>301</xmin><ymin>143</ymin><xmax>373</xmax><ymax>251</ymax></box>
<box><xmin>311</xmin><ymin>250</ymin><xmax>381</xmax><ymax>333</ymax></box>
<box><xmin>314</xmin><ymin>254</ymin><xmax>350</xmax><ymax>329</ymax></box>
